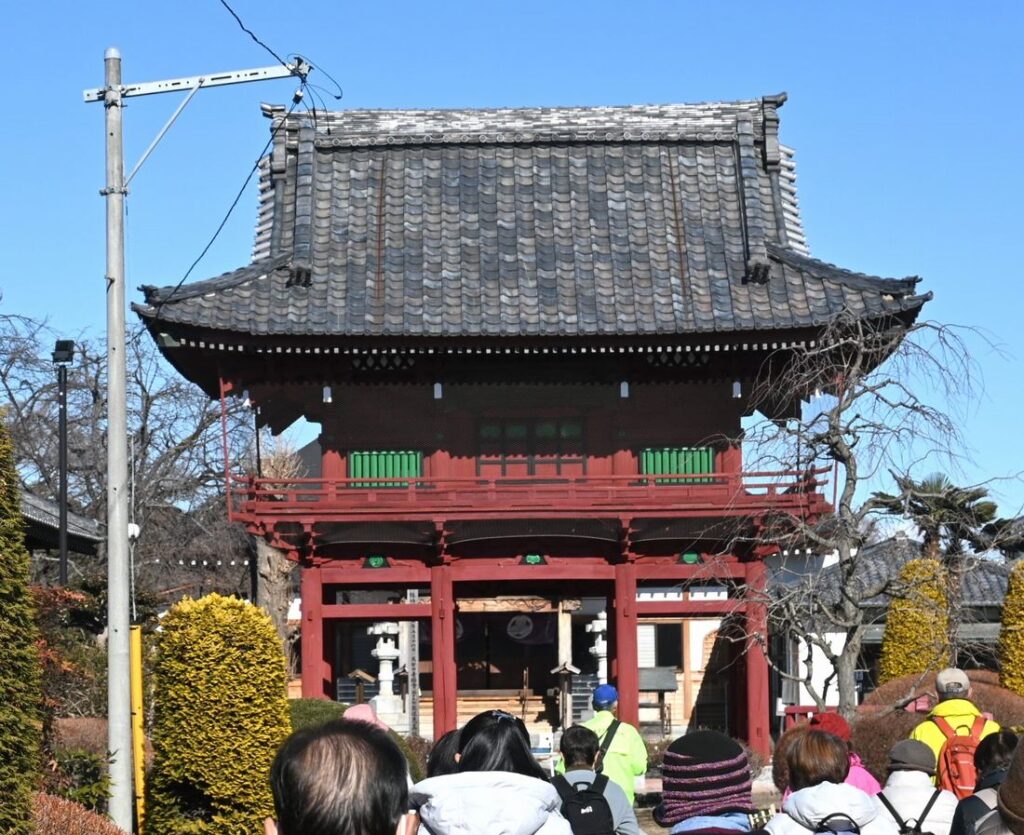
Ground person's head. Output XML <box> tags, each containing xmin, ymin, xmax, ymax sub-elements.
<box><xmin>996</xmin><ymin>737</ymin><xmax>1024</xmax><ymax>835</ymax></box>
<box><xmin>808</xmin><ymin>713</ymin><xmax>851</xmax><ymax>749</ymax></box>
<box><xmin>426</xmin><ymin>729</ymin><xmax>461</xmax><ymax>778</ymax></box>
<box><xmin>560</xmin><ymin>725</ymin><xmax>600</xmax><ymax>770</ymax></box>
<box><xmin>654</xmin><ymin>730</ymin><xmax>754</xmax><ymax>827</ymax></box>
<box><xmin>267</xmin><ymin>719</ymin><xmax>415</xmax><ymax>835</ymax></box>
<box><xmin>786</xmin><ymin>731</ymin><xmax>850</xmax><ymax>792</ymax></box>
<box><xmin>592</xmin><ymin>684</ymin><xmax>619</xmax><ymax>713</ymax></box>
<box><xmin>456</xmin><ymin>710</ymin><xmax>548</xmax><ymax>780</ymax></box>
<box><xmin>935</xmin><ymin>667</ymin><xmax>972</xmax><ymax>702</ymax></box>
<box><xmin>976</xmin><ymin>730</ymin><xmax>1019</xmax><ymax>779</ymax></box>
<box><xmin>887</xmin><ymin>740</ymin><xmax>936</xmax><ymax>777</ymax></box>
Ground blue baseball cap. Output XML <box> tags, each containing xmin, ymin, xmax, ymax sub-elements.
<box><xmin>593</xmin><ymin>684</ymin><xmax>618</xmax><ymax>708</ymax></box>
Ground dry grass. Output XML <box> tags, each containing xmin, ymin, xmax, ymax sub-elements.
<box><xmin>54</xmin><ymin>718</ymin><xmax>108</xmax><ymax>757</ymax></box>
<box><xmin>33</xmin><ymin>793</ymin><xmax>123</xmax><ymax>835</ymax></box>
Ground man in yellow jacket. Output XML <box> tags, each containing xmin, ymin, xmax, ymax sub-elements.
<box><xmin>910</xmin><ymin>668</ymin><xmax>1000</xmax><ymax>765</ymax></box>
<box><xmin>557</xmin><ymin>684</ymin><xmax>648</xmax><ymax>805</ymax></box>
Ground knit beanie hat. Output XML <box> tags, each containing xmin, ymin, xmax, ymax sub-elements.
<box><xmin>654</xmin><ymin>730</ymin><xmax>755</xmax><ymax>826</ymax></box>
<box><xmin>808</xmin><ymin>712</ymin><xmax>851</xmax><ymax>742</ymax></box>
<box><xmin>997</xmin><ymin>739</ymin><xmax>1024</xmax><ymax>835</ymax></box>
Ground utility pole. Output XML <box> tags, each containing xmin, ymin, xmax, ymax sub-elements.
<box><xmin>85</xmin><ymin>49</ymin><xmax>307</xmax><ymax>832</ymax></box>
<box><xmin>52</xmin><ymin>339</ymin><xmax>75</xmax><ymax>585</ymax></box>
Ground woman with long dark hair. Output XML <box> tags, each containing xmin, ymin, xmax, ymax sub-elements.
<box><xmin>412</xmin><ymin>710</ymin><xmax>571</xmax><ymax>834</ymax></box>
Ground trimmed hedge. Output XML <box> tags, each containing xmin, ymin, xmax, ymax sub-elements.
<box><xmin>33</xmin><ymin>793</ymin><xmax>123</xmax><ymax>835</ymax></box>
<box><xmin>0</xmin><ymin>418</ymin><xmax>43</xmax><ymax>835</ymax></box>
<box><xmin>147</xmin><ymin>594</ymin><xmax>291</xmax><ymax>835</ymax></box>
<box><xmin>879</xmin><ymin>558</ymin><xmax>950</xmax><ymax>684</ymax></box>
<box><xmin>1000</xmin><ymin>560</ymin><xmax>1024</xmax><ymax>697</ymax></box>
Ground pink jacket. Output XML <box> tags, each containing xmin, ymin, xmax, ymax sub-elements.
<box><xmin>846</xmin><ymin>754</ymin><xmax>881</xmax><ymax>795</ymax></box>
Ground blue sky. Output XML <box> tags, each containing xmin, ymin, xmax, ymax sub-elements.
<box><xmin>3</xmin><ymin>1</ymin><xmax>1022</xmax><ymax>513</ymax></box>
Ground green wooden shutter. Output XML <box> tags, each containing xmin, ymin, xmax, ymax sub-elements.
<box><xmin>348</xmin><ymin>451</ymin><xmax>423</xmax><ymax>488</ymax></box>
<box><xmin>640</xmin><ymin>447</ymin><xmax>715</xmax><ymax>484</ymax></box>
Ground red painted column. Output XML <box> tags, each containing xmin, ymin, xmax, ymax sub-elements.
<box><xmin>301</xmin><ymin>565</ymin><xmax>328</xmax><ymax>699</ymax></box>
<box><xmin>431</xmin><ymin>564</ymin><xmax>457</xmax><ymax>740</ymax></box>
<box><xmin>744</xmin><ymin>560</ymin><xmax>771</xmax><ymax>759</ymax></box>
<box><xmin>613</xmin><ymin>562</ymin><xmax>639</xmax><ymax>726</ymax></box>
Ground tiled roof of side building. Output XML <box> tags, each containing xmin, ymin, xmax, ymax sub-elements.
<box><xmin>136</xmin><ymin>96</ymin><xmax>929</xmax><ymax>339</ymax></box>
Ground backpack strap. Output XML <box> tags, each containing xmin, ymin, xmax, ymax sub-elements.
<box><xmin>876</xmin><ymin>792</ymin><xmax>907</xmax><ymax>830</ymax></box>
<box><xmin>591</xmin><ymin>773</ymin><xmax>609</xmax><ymax>794</ymax></box>
<box><xmin>551</xmin><ymin>774</ymin><xmax>575</xmax><ymax>807</ymax></box>
<box><xmin>918</xmin><ymin>789</ymin><xmax>941</xmax><ymax>828</ymax></box>
<box><xmin>968</xmin><ymin>715</ymin><xmax>987</xmax><ymax>739</ymax></box>
<box><xmin>932</xmin><ymin>715</ymin><xmax>958</xmax><ymax>739</ymax></box>
<box><xmin>594</xmin><ymin>720</ymin><xmax>620</xmax><ymax>773</ymax></box>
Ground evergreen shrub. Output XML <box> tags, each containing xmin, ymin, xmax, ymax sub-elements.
<box><xmin>147</xmin><ymin>594</ymin><xmax>291</xmax><ymax>835</ymax></box>
<box><xmin>33</xmin><ymin>793</ymin><xmax>123</xmax><ymax>835</ymax></box>
<box><xmin>1000</xmin><ymin>560</ymin><xmax>1024</xmax><ymax>697</ymax></box>
<box><xmin>878</xmin><ymin>558</ymin><xmax>950</xmax><ymax>684</ymax></box>
<box><xmin>0</xmin><ymin>418</ymin><xmax>43</xmax><ymax>834</ymax></box>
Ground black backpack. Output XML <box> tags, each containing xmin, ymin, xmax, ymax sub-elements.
<box><xmin>551</xmin><ymin>773</ymin><xmax>616</xmax><ymax>835</ymax></box>
<box><xmin>876</xmin><ymin>789</ymin><xmax>941</xmax><ymax>835</ymax></box>
<box><xmin>814</xmin><ymin>814</ymin><xmax>862</xmax><ymax>834</ymax></box>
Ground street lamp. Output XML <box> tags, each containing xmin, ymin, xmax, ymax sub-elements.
<box><xmin>52</xmin><ymin>339</ymin><xmax>75</xmax><ymax>585</ymax></box>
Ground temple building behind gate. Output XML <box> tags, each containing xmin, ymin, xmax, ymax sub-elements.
<box><xmin>135</xmin><ymin>94</ymin><xmax>928</xmax><ymax>754</ymax></box>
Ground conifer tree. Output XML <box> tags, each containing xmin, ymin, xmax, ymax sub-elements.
<box><xmin>879</xmin><ymin>558</ymin><xmax>950</xmax><ymax>684</ymax></box>
<box><xmin>147</xmin><ymin>594</ymin><xmax>291</xmax><ymax>835</ymax></box>
<box><xmin>0</xmin><ymin>416</ymin><xmax>43</xmax><ymax>834</ymax></box>
<box><xmin>999</xmin><ymin>560</ymin><xmax>1024</xmax><ymax>696</ymax></box>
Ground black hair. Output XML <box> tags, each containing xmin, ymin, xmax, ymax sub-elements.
<box><xmin>456</xmin><ymin>710</ymin><xmax>548</xmax><ymax>780</ymax></box>
<box><xmin>560</xmin><ymin>725</ymin><xmax>600</xmax><ymax>770</ymax></box>
<box><xmin>426</xmin><ymin>729</ymin><xmax>461</xmax><ymax>777</ymax></box>
<box><xmin>975</xmin><ymin>729</ymin><xmax>1018</xmax><ymax>777</ymax></box>
<box><xmin>269</xmin><ymin>719</ymin><xmax>409</xmax><ymax>835</ymax></box>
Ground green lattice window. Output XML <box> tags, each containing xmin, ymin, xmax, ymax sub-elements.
<box><xmin>348</xmin><ymin>450</ymin><xmax>423</xmax><ymax>487</ymax></box>
<box><xmin>640</xmin><ymin>447</ymin><xmax>715</xmax><ymax>484</ymax></box>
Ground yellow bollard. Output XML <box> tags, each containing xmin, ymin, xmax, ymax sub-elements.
<box><xmin>130</xmin><ymin>625</ymin><xmax>146</xmax><ymax>833</ymax></box>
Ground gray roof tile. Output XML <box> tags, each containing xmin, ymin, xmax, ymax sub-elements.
<box><xmin>137</xmin><ymin>98</ymin><xmax>928</xmax><ymax>337</ymax></box>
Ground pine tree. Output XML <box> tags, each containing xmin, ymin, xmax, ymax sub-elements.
<box><xmin>879</xmin><ymin>558</ymin><xmax>950</xmax><ymax>684</ymax></box>
<box><xmin>999</xmin><ymin>560</ymin><xmax>1024</xmax><ymax>696</ymax></box>
<box><xmin>147</xmin><ymin>594</ymin><xmax>291</xmax><ymax>835</ymax></box>
<box><xmin>0</xmin><ymin>417</ymin><xmax>43</xmax><ymax>834</ymax></box>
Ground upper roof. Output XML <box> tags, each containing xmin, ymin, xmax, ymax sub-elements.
<box><xmin>135</xmin><ymin>96</ymin><xmax>929</xmax><ymax>340</ymax></box>
<box><xmin>20</xmin><ymin>491</ymin><xmax>102</xmax><ymax>555</ymax></box>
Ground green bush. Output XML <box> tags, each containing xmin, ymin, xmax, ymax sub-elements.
<box><xmin>287</xmin><ymin>698</ymin><xmax>347</xmax><ymax>730</ymax></box>
<box><xmin>50</xmin><ymin>749</ymin><xmax>110</xmax><ymax>813</ymax></box>
<box><xmin>147</xmin><ymin>594</ymin><xmax>291</xmax><ymax>835</ymax></box>
<box><xmin>1000</xmin><ymin>560</ymin><xmax>1024</xmax><ymax>697</ymax></box>
<box><xmin>879</xmin><ymin>558</ymin><xmax>950</xmax><ymax>684</ymax></box>
<box><xmin>0</xmin><ymin>418</ymin><xmax>43</xmax><ymax>834</ymax></box>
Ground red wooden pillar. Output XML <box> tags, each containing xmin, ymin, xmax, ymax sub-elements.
<box><xmin>431</xmin><ymin>564</ymin><xmax>457</xmax><ymax>740</ymax></box>
<box><xmin>744</xmin><ymin>560</ymin><xmax>771</xmax><ymax>759</ymax></box>
<box><xmin>613</xmin><ymin>562</ymin><xmax>639</xmax><ymax>726</ymax></box>
<box><xmin>301</xmin><ymin>565</ymin><xmax>331</xmax><ymax>699</ymax></box>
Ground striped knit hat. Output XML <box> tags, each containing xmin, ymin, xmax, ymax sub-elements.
<box><xmin>654</xmin><ymin>730</ymin><xmax>755</xmax><ymax>826</ymax></box>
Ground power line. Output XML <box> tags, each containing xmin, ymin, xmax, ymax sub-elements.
<box><xmin>217</xmin><ymin>0</ymin><xmax>291</xmax><ymax>70</ymax></box>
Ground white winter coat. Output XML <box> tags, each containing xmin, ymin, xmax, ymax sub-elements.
<box><xmin>412</xmin><ymin>771</ymin><xmax>573</xmax><ymax>835</ymax></box>
<box><xmin>875</xmin><ymin>771</ymin><xmax>958</xmax><ymax>835</ymax></box>
<box><xmin>765</xmin><ymin>782</ymin><xmax>900</xmax><ymax>835</ymax></box>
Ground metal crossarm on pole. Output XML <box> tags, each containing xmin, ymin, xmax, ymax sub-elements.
<box><xmin>84</xmin><ymin>48</ymin><xmax>310</xmax><ymax>833</ymax></box>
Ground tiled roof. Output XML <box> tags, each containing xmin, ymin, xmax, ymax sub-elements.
<box><xmin>137</xmin><ymin>96</ymin><xmax>928</xmax><ymax>339</ymax></box>
<box><xmin>811</xmin><ymin>536</ymin><xmax>1010</xmax><ymax>609</ymax></box>
<box><xmin>20</xmin><ymin>492</ymin><xmax>102</xmax><ymax>542</ymax></box>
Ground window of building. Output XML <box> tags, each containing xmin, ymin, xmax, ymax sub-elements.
<box><xmin>478</xmin><ymin>419</ymin><xmax>585</xmax><ymax>477</ymax></box>
<box><xmin>348</xmin><ymin>450</ymin><xmax>423</xmax><ymax>487</ymax></box>
<box><xmin>640</xmin><ymin>447</ymin><xmax>715</xmax><ymax>484</ymax></box>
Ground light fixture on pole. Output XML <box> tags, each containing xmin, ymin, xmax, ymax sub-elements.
<box><xmin>52</xmin><ymin>339</ymin><xmax>75</xmax><ymax>586</ymax></box>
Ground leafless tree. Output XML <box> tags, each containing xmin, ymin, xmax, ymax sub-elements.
<box><xmin>733</xmin><ymin>312</ymin><xmax>984</xmax><ymax>717</ymax></box>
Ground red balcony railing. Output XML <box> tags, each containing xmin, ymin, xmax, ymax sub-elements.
<box><xmin>227</xmin><ymin>467</ymin><xmax>830</xmax><ymax>523</ymax></box>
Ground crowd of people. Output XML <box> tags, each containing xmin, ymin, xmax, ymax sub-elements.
<box><xmin>260</xmin><ymin>671</ymin><xmax>1023</xmax><ymax>835</ymax></box>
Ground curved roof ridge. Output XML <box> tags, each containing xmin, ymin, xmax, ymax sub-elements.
<box><xmin>766</xmin><ymin>242</ymin><xmax>922</xmax><ymax>295</ymax></box>
<box><xmin>139</xmin><ymin>252</ymin><xmax>293</xmax><ymax>306</ymax></box>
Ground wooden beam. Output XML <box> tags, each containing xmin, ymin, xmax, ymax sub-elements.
<box><xmin>744</xmin><ymin>561</ymin><xmax>771</xmax><ymax>760</ymax></box>
<box><xmin>452</xmin><ymin>563</ymin><xmax>615</xmax><ymax>582</ymax></box>
<box><xmin>634</xmin><ymin>562</ymin><xmax>747</xmax><ymax>581</ymax></box>
<box><xmin>636</xmin><ymin>600</ymin><xmax>747</xmax><ymax>616</ymax></box>
<box><xmin>456</xmin><ymin>596</ymin><xmax>581</xmax><ymax>613</ymax></box>
<box><xmin>431</xmin><ymin>565</ymin><xmax>457</xmax><ymax>740</ymax></box>
<box><xmin>614</xmin><ymin>562</ymin><xmax>639</xmax><ymax>724</ymax></box>
<box><xmin>319</xmin><ymin>565</ymin><xmax>431</xmax><ymax>586</ymax></box>
<box><xmin>300</xmin><ymin>566</ymin><xmax>330</xmax><ymax>699</ymax></box>
<box><xmin>321</xmin><ymin>603</ymin><xmax>432</xmax><ymax>620</ymax></box>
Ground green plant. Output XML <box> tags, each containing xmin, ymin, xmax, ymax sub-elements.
<box><xmin>0</xmin><ymin>417</ymin><xmax>43</xmax><ymax>834</ymax></box>
<box><xmin>878</xmin><ymin>558</ymin><xmax>950</xmax><ymax>684</ymax></box>
<box><xmin>50</xmin><ymin>749</ymin><xmax>110</xmax><ymax>813</ymax></box>
<box><xmin>1000</xmin><ymin>560</ymin><xmax>1024</xmax><ymax>697</ymax></box>
<box><xmin>287</xmin><ymin>698</ymin><xmax>347</xmax><ymax>730</ymax></box>
<box><xmin>33</xmin><ymin>793</ymin><xmax>124</xmax><ymax>835</ymax></box>
<box><xmin>147</xmin><ymin>594</ymin><xmax>291</xmax><ymax>835</ymax></box>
